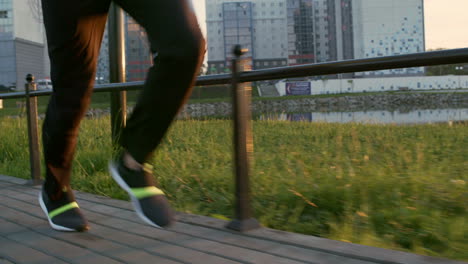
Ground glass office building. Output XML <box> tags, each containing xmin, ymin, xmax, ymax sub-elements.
<box><xmin>96</xmin><ymin>15</ymin><xmax>153</xmax><ymax>83</ymax></box>
<box><xmin>222</xmin><ymin>2</ymin><xmax>253</xmax><ymax>70</ymax></box>
<box><xmin>287</xmin><ymin>0</ymin><xmax>315</xmax><ymax>65</ymax></box>
<box><xmin>205</xmin><ymin>0</ymin><xmax>424</xmax><ymax>76</ymax></box>
<box><xmin>125</xmin><ymin>16</ymin><xmax>152</xmax><ymax>82</ymax></box>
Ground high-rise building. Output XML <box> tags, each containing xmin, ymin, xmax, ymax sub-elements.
<box><xmin>96</xmin><ymin>14</ymin><xmax>152</xmax><ymax>84</ymax></box>
<box><xmin>205</xmin><ymin>0</ymin><xmax>425</xmax><ymax>76</ymax></box>
<box><xmin>222</xmin><ymin>2</ymin><xmax>254</xmax><ymax>62</ymax></box>
<box><xmin>287</xmin><ymin>0</ymin><xmax>315</xmax><ymax>65</ymax></box>
<box><xmin>96</xmin><ymin>29</ymin><xmax>110</xmax><ymax>84</ymax></box>
<box><xmin>125</xmin><ymin>16</ymin><xmax>152</xmax><ymax>82</ymax></box>
<box><xmin>326</xmin><ymin>0</ymin><xmax>354</xmax><ymax>62</ymax></box>
<box><xmin>353</xmin><ymin>0</ymin><xmax>425</xmax><ymax>76</ymax></box>
<box><xmin>206</xmin><ymin>0</ymin><xmax>289</xmax><ymax>73</ymax></box>
<box><xmin>0</xmin><ymin>0</ymin><xmax>48</xmax><ymax>90</ymax></box>
<box><xmin>205</xmin><ymin>0</ymin><xmax>354</xmax><ymax>72</ymax></box>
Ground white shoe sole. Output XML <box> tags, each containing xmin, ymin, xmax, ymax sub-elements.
<box><xmin>109</xmin><ymin>161</ymin><xmax>162</xmax><ymax>228</ymax></box>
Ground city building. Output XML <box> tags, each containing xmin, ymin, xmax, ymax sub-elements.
<box><xmin>0</xmin><ymin>0</ymin><xmax>48</xmax><ymax>90</ymax></box>
<box><xmin>274</xmin><ymin>75</ymin><xmax>468</xmax><ymax>96</ymax></box>
<box><xmin>0</xmin><ymin>2</ymin><xmax>151</xmax><ymax>90</ymax></box>
<box><xmin>125</xmin><ymin>16</ymin><xmax>152</xmax><ymax>82</ymax></box>
<box><xmin>206</xmin><ymin>0</ymin><xmax>287</xmax><ymax>73</ymax></box>
<box><xmin>353</xmin><ymin>0</ymin><xmax>425</xmax><ymax>77</ymax></box>
<box><xmin>96</xmin><ymin>15</ymin><xmax>152</xmax><ymax>84</ymax></box>
<box><xmin>326</xmin><ymin>0</ymin><xmax>354</xmax><ymax>62</ymax></box>
<box><xmin>205</xmin><ymin>0</ymin><xmax>425</xmax><ymax>76</ymax></box>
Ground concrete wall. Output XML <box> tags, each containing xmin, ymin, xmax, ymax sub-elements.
<box><xmin>15</xmin><ymin>38</ymin><xmax>45</xmax><ymax>90</ymax></box>
<box><xmin>0</xmin><ymin>40</ymin><xmax>16</xmax><ymax>87</ymax></box>
<box><xmin>267</xmin><ymin>108</ymin><xmax>467</xmax><ymax>124</ymax></box>
<box><xmin>352</xmin><ymin>0</ymin><xmax>424</xmax><ymax>76</ymax></box>
<box><xmin>13</xmin><ymin>0</ymin><xmax>44</xmax><ymax>44</ymax></box>
<box><xmin>180</xmin><ymin>93</ymin><xmax>468</xmax><ymax>118</ymax></box>
<box><xmin>275</xmin><ymin>76</ymin><xmax>468</xmax><ymax>96</ymax></box>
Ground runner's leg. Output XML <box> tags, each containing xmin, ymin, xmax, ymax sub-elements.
<box><xmin>42</xmin><ymin>0</ymin><xmax>110</xmax><ymax>199</ymax></box>
<box><xmin>114</xmin><ymin>0</ymin><xmax>206</xmax><ymax>163</ymax></box>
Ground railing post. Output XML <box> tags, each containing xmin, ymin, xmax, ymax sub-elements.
<box><xmin>108</xmin><ymin>3</ymin><xmax>127</xmax><ymax>145</ymax></box>
<box><xmin>25</xmin><ymin>74</ymin><xmax>42</xmax><ymax>185</ymax></box>
<box><xmin>226</xmin><ymin>45</ymin><xmax>261</xmax><ymax>232</ymax></box>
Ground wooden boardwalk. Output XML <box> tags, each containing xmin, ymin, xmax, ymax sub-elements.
<box><xmin>0</xmin><ymin>175</ymin><xmax>465</xmax><ymax>264</ymax></box>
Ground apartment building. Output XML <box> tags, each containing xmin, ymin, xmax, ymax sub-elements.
<box><xmin>205</xmin><ymin>0</ymin><xmax>424</xmax><ymax>76</ymax></box>
<box><xmin>0</xmin><ymin>0</ymin><xmax>48</xmax><ymax>90</ymax></box>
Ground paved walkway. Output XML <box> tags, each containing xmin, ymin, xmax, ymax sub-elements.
<box><xmin>0</xmin><ymin>175</ymin><xmax>465</xmax><ymax>264</ymax></box>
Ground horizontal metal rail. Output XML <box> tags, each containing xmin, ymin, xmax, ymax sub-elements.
<box><xmin>1</xmin><ymin>48</ymin><xmax>468</xmax><ymax>100</ymax></box>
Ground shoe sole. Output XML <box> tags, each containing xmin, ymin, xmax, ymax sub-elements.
<box><xmin>38</xmin><ymin>192</ymin><xmax>76</xmax><ymax>232</ymax></box>
<box><xmin>109</xmin><ymin>161</ymin><xmax>162</xmax><ymax>228</ymax></box>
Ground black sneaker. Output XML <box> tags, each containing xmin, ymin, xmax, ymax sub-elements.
<box><xmin>38</xmin><ymin>187</ymin><xmax>89</xmax><ymax>232</ymax></box>
<box><xmin>109</xmin><ymin>156</ymin><xmax>174</xmax><ymax>228</ymax></box>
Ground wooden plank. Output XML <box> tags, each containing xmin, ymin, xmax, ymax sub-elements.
<box><xmin>0</xmin><ymin>182</ymin><xmax>15</xmax><ymax>188</ymax></box>
<box><xmin>108</xmin><ymin>249</ymin><xmax>181</xmax><ymax>264</ymax></box>
<box><xmin>0</xmin><ymin>183</ymin><xmax>389</xmax><ymax>264</ymax></box>
<box><xmin>0</xmin><ymin>175</ymin><xmax>28</xmax><ymax>185</ymax></box>
<box><xmin>59</xmin><ymin>191</ymin><xmax>379</xmax><ymax>264</ymax></box>
<box><xmin>173</xmin><ymin>223</ymin><xmax>377</xmax><ymax>264</ymax></box>
<box><xmin>0</xmin><ymin>257</ymin><xmax>15</xmax><ymax>264</ymax></box>
<box><xmin>0</xmin><ymin>198</ymin><xmax>181</xmax><ymax>264</ymax></box>
<box><xmin>0</xmin><ymin>204</ymin><xmax>127</xmax><ymax>263</ymax></box>
<box><xmin>1</xmin><ymin>187</ymin><xmax>317</xmax><ymax>264</ymax></box>
<box><xmin>73</xmin><ymin>198</ymin><xmax>376</xmax><ymax>264</ymax></box>
<box><xmin>7</xmin><ymin>230</ymin><xmax>121</xmax><ymax>263</ymax></box>
<box><xmin>1</xmin><ymin>176</ymin><xmax>465</xmax><ymax>264</ymax></box>
<box><xmin>176</xmin><ymin>208</ymin><xmax>468</xmax><ymax>264</ymax></box>
<box><xmin>0</xmin><ymin>237</ymin><xmax>69</xmax><ymax>264</ymax></box>
<box><xmin>0</xmin><ymin>218</ymin><xmax>29</xmax><ymax>235</ymax></box>
<box><xmin>0</xmin><ymin>193</ymin><xmax>242</xmax><ymax>264</ymax></box>
<box><xmin>79</xmin><ymin>210</ymin><xmax>274</xmax><ymax>264</ymax></box>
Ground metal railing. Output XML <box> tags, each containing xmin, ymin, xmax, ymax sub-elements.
<box><xmin>1</xmin><ymin>47</ymin><xmax>468</xmax><ymax>232</ymax></box>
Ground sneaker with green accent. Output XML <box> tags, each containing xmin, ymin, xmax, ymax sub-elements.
<box><xmin>108</xmin><ymin>156</ymin><xmax>174</xmax><ymax>228</ymax></box>
<box><xmin>38</xmin><ymin>187</ymin><xmax>89</xmax><ymax>232</ymax></box>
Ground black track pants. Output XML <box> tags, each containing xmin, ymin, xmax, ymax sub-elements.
<box><xmin>41</xmin><ymin>0</ymin><xmax>205</xmax><ymax>194</ymax></box>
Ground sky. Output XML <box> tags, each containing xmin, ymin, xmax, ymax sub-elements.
<box><xmin>192</xmin><ymin>0</ymin><xmax>468</xmax><ymax>51</ymax></box>
<box><xmin>424</xmin><ymin>0</ymin><xmax>468</xmax><ymax>50</ymax></box>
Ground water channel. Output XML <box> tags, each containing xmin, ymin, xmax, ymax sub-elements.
<box><xmin>257</xmin><ymin>108</ymin><xmax>468</xmax><ymax>124</ymax></box>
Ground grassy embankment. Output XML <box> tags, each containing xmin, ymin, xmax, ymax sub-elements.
<box><xmin>0</xmin><ymin>115</ymin><xmax>466</xmax><ymax>260</ymax></box>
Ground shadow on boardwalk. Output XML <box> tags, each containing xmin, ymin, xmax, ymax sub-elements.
<box><xmin>0</xmin><ymin>175</ymin><xmax>465</xmax><ymax>264</ymax></box>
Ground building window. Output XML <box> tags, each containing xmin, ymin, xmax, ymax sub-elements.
<box><xmin>0</xmin><ymin>10</ymin><xmax>8</xmax><ymax>18</ymax></box>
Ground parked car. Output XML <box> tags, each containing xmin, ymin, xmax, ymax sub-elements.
<box><xmin>37</xmin><ymin>79</ymin><xmax>53</xmax><ymax>90</ymax></box>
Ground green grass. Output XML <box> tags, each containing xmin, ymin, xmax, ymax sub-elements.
<box><xmin>0</xmin><ymin>116</ymin><xmax>467</xmax><ymax>260</ymax></box>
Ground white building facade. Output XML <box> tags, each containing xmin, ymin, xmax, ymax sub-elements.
<box><xmin>275</xmin><ymin>75</ymin><xmax>468</xmax><ymax>96</ymax></box>
<box><xmin>205</xmin><ymin>0</ymin><xmax>425</xmax><ymax>76</ymax></box>
<box><xmin>353</xmin><ymin>0</ymin><xmax>425</xmax><ymax>77</ymax></box>
<box><xmin>0</xmin><ymin>0</ymin><xmax>48</xmax><ymax>90</ymax></box>
<box><xmin>206</xmin><ymin>0</ymin><xmax>290</xmax><ymax>73</ymax></box>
